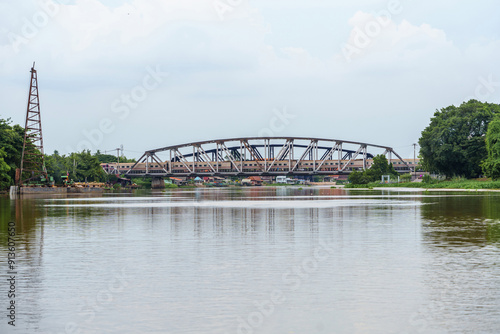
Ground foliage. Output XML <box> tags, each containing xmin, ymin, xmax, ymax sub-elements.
<box><xmin>419</xmin><ymin>100</ymin><xmax>500</xmax><ymax>178</ymax></box>
<box><xmin>366</xmin><ymin>155</ymin><xmax>398</xmax><ymax>180</ymax></box>
<box><xmin>44</xmin><ymin>151</ymin><xmax>68</xmax><ymax>184</ymax></box>
<box><xmin>0</xmin><ymin>148</ymin><xmax>12</xmax><ymax>189</ymax></box>
<box><xmin>131</xmin><ymin>178</ymin><xmax>151</xmax><ymax>189</ymax></box>
<box><xmin>70</xmin><ymin>150</ymin><xmax>105</xmax><ymax>181</ymax></box>
<box><xmin>95</xmin><ymin>151</ymin><xmax>136</xmax><ymax>163</ymax></box>
<box><xmin>400</xmin><ymin>173</ymin><xmax>412</xmax><ymax>183</ymax></box>
<box><xmin>44</xmin><ymin>150</ymin><xmax>106</xmax><ymax>183</ymax></box>
<box><xmin>348</xmin><ymin>155</ymin><xmax>398</xmax><ymax>184</ymax></box>
<box><xmin>481</xmin><ymin>117</ymin><xmax>500</xmax><ymax>180</ymax></box>
<box><xmin>422</xmin><ymin>174</ymin><xmax>434</xmax><ymax>184</ymax></box>
<box><xmin>348</xmin><ymin>170</ymin><xmax>370</xmax><ymax>184</ymax></box>
<box><xmin>0</xmin><ymin>117</ymin><xmax>135</xmax><ymax>189</ymax></box>
<box><xmin>0</xmin><ymin>117</ymin><xmax>24</xmax><ymax>186</ymax></box>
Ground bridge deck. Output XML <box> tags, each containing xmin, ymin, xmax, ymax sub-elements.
<box><xmin>101</xmin><ymin>137</ymin><xmax>415</xmax><ymax>177</ymax></box>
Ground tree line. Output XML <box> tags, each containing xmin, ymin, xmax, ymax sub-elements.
<box><xmin>419</xmin><ymin>100</ymin><xmax>500</xmax><ymax>179</ymax></box>
<box><xmin>0</xmin><ymin>117</ymin><xmax>135</xmax><ymax>190</ymax></box>
<box><xmin>349</xmin><ymin>99</ymin><xmax>500</xmax><ymax>184</ymax></box>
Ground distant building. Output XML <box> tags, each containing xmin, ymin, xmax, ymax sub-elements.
<box><xmin>249</xmin><ymin>176</ymin><xmax>263</xmax><ymax>186</ymax></box>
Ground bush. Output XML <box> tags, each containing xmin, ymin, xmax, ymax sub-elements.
<box><xmin>422</xmin><ymin>175</ymin><xmax>436</xmax><ymax>184</ymax></box>
<box><xmin>348</xmin><ymin>170</ymin><xmax>370</xmax><ymax>185</ymax></box>
<box><xmin>400</xmin><ymin>173</ymin><xmax>412</xmax><ymax>183</ymax></box>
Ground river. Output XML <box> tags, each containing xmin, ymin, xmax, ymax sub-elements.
<box><xmin>1</xmin><ymin>187</ymin><xmax>499</xmax><ymax>333</ymax></box>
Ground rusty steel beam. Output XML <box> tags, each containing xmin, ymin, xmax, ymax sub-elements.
<box><xmin>103</xmin><ymin>137</ymin><xmax>412</xmax><ymax>178</ymax></box>
<box><xmin>20</xmin><ymin>63</ymin><xmax>48</xmax><ymax>185</ymax></box>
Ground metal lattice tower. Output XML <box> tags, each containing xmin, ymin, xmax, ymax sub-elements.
<box><xmin>19</xmin><ymin>63</ymin><xmax>48</xmax><ymax>185</ymax></box>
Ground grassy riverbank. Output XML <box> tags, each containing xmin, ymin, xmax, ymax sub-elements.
<box><xmin>345</xmin><ymin>179</ymin><xmax>500</xmax><ymax>190</ymax></box>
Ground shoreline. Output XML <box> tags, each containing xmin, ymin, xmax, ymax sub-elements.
<box><xmin>346</xmin><ymin>187</ymin><xmax>500</xmax><ymax>192</ymax></box>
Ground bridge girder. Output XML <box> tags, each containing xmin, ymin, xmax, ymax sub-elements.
<box><xmin>116</xmin><ymin>137</ymin><xmax>410</xmax><ymax>177</ymax></box>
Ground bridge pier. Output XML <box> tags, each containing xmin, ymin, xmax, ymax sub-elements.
<box><xmin>151</xmin><ymin>177</ymin><xmax>165</xmax><ymax>189</ymax></box>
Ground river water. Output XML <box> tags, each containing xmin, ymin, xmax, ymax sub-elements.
<box><xmin>1</xmin><ymin>187</ymin><xmax>499</xmax><ymax>334</ymax></box>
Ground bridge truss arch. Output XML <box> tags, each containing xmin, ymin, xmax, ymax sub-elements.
<box><xmin>122</xmin><ymin>137</ymin><xmax>410</xmax><ymax>177</ymax></box>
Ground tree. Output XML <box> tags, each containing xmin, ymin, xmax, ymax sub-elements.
<box><xmin>45</xmin><ymin>151</ymin><xmax>70</xmax><ymax>184</ymax></box>
<box><xmin>0</xmin><ymin>117</ymin><xmax>24</xmax><ymax>187</ymax></box>
<box><xmin>348</xmin><ymin>170</ymin><xmax>369</xmax><ymax>184</ymax></box>
<box><xmin>95</xmin><ymin>151</ymin><xmax>136</xmax><ymax>163</ymax></box>
<box><xmin>0</xmin><ymin>148</ymin><xmax>12</xmax><ymax>189</ymax></box>
<box><xmin>0</xmin><ymin>116</ymin><xmax>114</xmax><ymax>189</ymax></box>
<box><xmin>75</xmin><ymin>150</ymin><xmax>106</xmax><ymax>181</ymax></box>
<box><xmin>45</xmin><ymin>150</ymin><xmax>106</xmax><ymax>184</ymax></box>
<box><xmin>482</xmin><ymin>117</ymin><xmax>500</xmax><ymax>179</ymax></box>
<box><xmin>364</xmin><ymin>154</ymin><xmax>398</xmax><ymax>181</ymax></box>
<box><xmin>348</xmin><ymin>154</ymin><xmax>397</xmax><ymax>184</ymax></box>
<box><xmin>419</xmin><ymin>100</ymin><xmax>500</xmax><ymax>178</ymax></box>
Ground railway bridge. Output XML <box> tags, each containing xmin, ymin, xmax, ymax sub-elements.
<box><xmin>102</xmin><ymin>137</ymin><xmax>414</xmax><ymax>178</ymax></box>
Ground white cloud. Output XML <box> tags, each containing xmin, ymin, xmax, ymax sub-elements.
<box><xmin>338</xmin><ymin>11</ymin><xmax>456</xmax><ymax>65</ymax></box>
<box><xmin>1</xmin><ymin>1</ymin><xmax>499</xmax><ymax>157</ymax></box>
<box><xmin>57</xmin><ymin>0</ymin><xmax>219</xmax><ymax>51</ymax></box>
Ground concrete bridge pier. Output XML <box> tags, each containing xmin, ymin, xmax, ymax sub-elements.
<box><xmin>151</xmin><ymin>177</ymin><xmax>165</xmax><ymax>189</ymax></box>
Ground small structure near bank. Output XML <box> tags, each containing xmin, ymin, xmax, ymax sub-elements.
<box><xmin>249</xmin><ymin>176</ymin><xmax>263</xmax><ymax>186</ymax></box>
<box><xmin>381</xmin><ymin>175</ymin><xmax>400</xmax><ymax>184</ymax></box>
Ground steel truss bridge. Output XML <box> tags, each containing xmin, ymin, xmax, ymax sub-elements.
<box><xmin>111</xmin><ymin>137</ymin><xmax>410</xmax><ymax>177</ymax></box>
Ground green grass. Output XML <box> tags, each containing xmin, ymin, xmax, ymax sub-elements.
<box><xmin>131</xmin><ymin>178</ymin><xmax>151</xmax><ymax>189</ymax></box>
<box><xmin>345</xmin><ymin>179</ymin><xmax>500</xmax><ymax>189</ymax></box>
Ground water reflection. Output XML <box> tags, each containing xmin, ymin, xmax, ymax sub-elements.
<box><xmin>420</xmin><ymin>193</ymin><xmax>500</xmax><ymax>246</ymax></box>
<box><xmin>1</xmin><ymin>188</ymin><xmax>499</xmax><ymax>333</ymax></box>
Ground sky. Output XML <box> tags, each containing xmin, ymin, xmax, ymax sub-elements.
<box><xmin>1</xmin><ymin>0</ymin><xmax>499</xmax><ymax>159</ymax></box>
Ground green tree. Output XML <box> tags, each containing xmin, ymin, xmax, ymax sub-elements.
<box><xmin>348</xmin><ymin>155</ymin><xmax>397</xmax><ymax>184</ymax></box>
<box><xmin>481</xmin><ymin>117</ymin><xmax>500</xmax><ymax>179</ymax></box>
<box><xmin>348</xmin><ymin>170</ymin><xmax>369</xmax><ymax>184</ymax></box>
<box><xmin>95</xmin><ymin>151</ymin><xmax>136</xmax><ymax>163</ymax></box>
<box><xmin>0</xmin><ymin>117</ymin><xmax>24</xmax><ymax>187</ymax></box>
<box><xmin>364</xmin><ymin>154</ymin><xmax>398</xmax><ymax>182</ymax></box>
<box><xmin>68</xmin><ymin>151</ymin><xmax>105</xmax><ymax>182</ymax></box>
<box><xmin>45</xmin><ymin>151</ymin><xmax>70</xmax><ymax>184</ymax></box>
<box><xmin>45</xmin><ymin>150</ymin><xmax>106</xmax><ymax>183</ymax></box>
<box><xmin>77</xmin><ymin>151</ymin><xmax>106</xmax><ymax>181</ymax></box>
<box><xmin>0</xmin><ymin>148</ymin><xmax>12</xmax><ymax>189</ymax></box>
<box><xmin>400</xmin><ymin>173</ymin><xmax>412</xmax><ymax>183</ymax></box>
<box><xmin>419</xmin><ymin>100</ymin><xmax>500</xmax><ymax>178</ymax></box>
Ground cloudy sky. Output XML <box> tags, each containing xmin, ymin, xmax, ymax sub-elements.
<box><xmin>1</xmin><ymin>0</ymin><xmax>499</xmax><ymax>158</ymax></box>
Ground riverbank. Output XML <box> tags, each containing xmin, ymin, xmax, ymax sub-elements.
<box><xmin>345</xmin><ymin>179</ymin><xmax>500</xmax><ymax>190</ymax></box>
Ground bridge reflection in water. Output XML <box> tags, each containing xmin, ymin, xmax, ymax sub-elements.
<box><xmin>102</xmin><ymin>137</ymin><xmax>415</xmax><ymax>177</ymax></box>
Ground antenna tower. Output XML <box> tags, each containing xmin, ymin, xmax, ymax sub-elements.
<box><xmin>19</xmin><ymin>63</ymin><xmax>48</xmax><ymax>185</ymax></box>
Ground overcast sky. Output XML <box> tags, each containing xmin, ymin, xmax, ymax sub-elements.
<box><xmin>1</xmin><ymin>0</ymin><xmax>499</xmax><ymax>158</ymax></box>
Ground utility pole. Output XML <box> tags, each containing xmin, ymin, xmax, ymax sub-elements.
<box><xmin>413</xmin><ymin>143</ymin><xmax>417</xmax><ymax>180</ymax></box>
<box><xmin>103</xmin><ymin>148</ymin><xmax>121</xmax><ymax>173</ymax></box>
